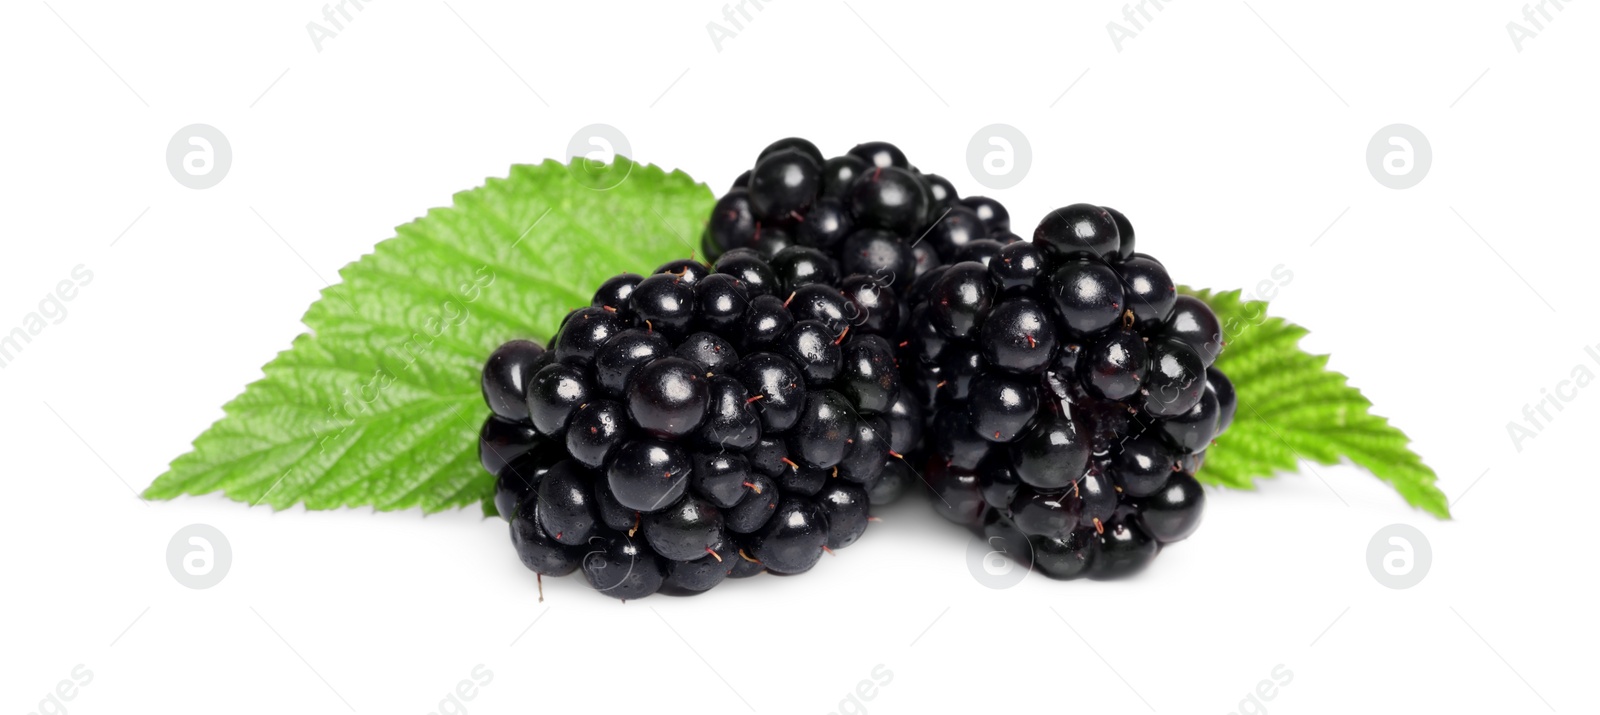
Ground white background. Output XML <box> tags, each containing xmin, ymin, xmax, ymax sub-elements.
<box><xmin>2</xmin><ymin>1</ymin><xmax>1595</xmax><ymax>713</ymax></box>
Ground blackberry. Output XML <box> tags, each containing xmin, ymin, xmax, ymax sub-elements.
<box><xmin>907</xmin><ymin>204</ymin><xmax>1232</xmax><ymax>580</ymax></box>
<box><xmin>702</xmin><ymin>137</ymin><xmax>1011</xmax><ymax>296</ymax></box>
<box><xmin>480</xmin><ymin>250</ymin><xmax>911</xmax><ymax>600</ymax></box>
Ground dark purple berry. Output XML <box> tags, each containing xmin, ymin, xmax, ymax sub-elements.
<box><xmin>961</xmin><ymin>196</ymin><xmax>1010</xmax><ymax>233</ymax></box>
<box><xmin>626</xmin><ymin>357</ymin><xmax>709</xmax><ymax>439</ymax></box>
<box><xmin>779</xmin><ymin>465</ymin><xmax>828</xmax><ymax>496</ymax></box>
<box><xmin>820</xmin><ymin>155</ymin><xmax>870</xmax><ymax>199</ymax></box>
<box><xmin>1143</xmin><ymin>338</ymin><xmax>1206</xmax><ymax>417</ymax></box>
<box><xmin>581</xmin><ymin>531</ymin><xmax>666</xmax><ymax>600</ymax></box>
<box><xmin>592</xmin><ymin>273</ymin><xmax>644</xmax><ymax>318</ymax></box>
<box><xmin>1088</xmin><ymin>516</ymin><xmax>1157</xmax><ymax>580</ymax></box>
<box><xmin>1158</xmin><ymin>384</ymin><xmax>1220</xmax><ymax>454</ymax></box>
<box><xmin>724</xmin><ymin>472</ymin><xmax>779</xmax><ymax>534</ymax></box>
<box><xmin>527</xmin><ymin>362</ymin><xmax>591</xmax><ymax>437</ymax></box>
<box><xmin>661</xmin><ymin>539</ymin><xmax>734</xmax><ymax>595</ymax></box>
<box><xmin>911</xmin><ymin>241</ymin><xmax>942</xmax><ymax>280</ymax></box>
<box><xmin>978</xmin><ymin>456</ymin><xmax>1021</xmax><ymax>511</ymax></box>
<box><xmin>836</xmin><ymin>334</ymin><xmax>900</xmax><ymax>414</ymax></box>
<box><xmin>511</xmin><ymin>496</ymin><xmax>582</xmax><ymax>576</ymax></box>
<box><xmin>934</xmin><ymin>342</ymin><xmax>984</xmax><ymax>402</ymax></box>
<box><xmin>642</xmin><ymin>494</ymin><xmax>725</xmax><ymax>561</ymax></box>
<box><xmin>740</xmin><ymin>294</ymin><xmax>795</xmax><ymax>351</ymax></box>
<box><xmin>749</xmin><ymin>495</ymin><xmax>830</xmax><ymax>574</ymax></box>
<box><xmin>535</xmin><ymin>461</ymin><xmax>600</xmax><ymax>546</ymax></box>
<box><xmin>979</xmin><ymin>297</ymin><xmax>1057</xmax><ymax>374</ymax></box>
<box><xmin>928</xmin><ymin>262</ymin><xmax>994</xmax><ymax>340</ymax></box>
<box><xmin>554</xmin><ymin>307</ymin><xmax>627</xmax><ymax>366</ymax></box>
<box><xmin>1110</xmin><ymin>433</ymin><xmax>1176</xmax><ymax>498</ymax></box>
<box><xmin>848</xmin><ymin>166</ymin><xmax>929</xmax><ymax>235</ymax></box>
<box><xmin>653</xmin><ymin>258</ymin><xmax>710</xmax><ymax>287</ymax></box>
<box><xmin>1103</xmin><ymin>206</ymin><xmax>1136</xmax><ymax>261</ymax></box>
<box><xmin>594</xmin><ymin>328</ymin><xmax>670</xmax><ymax>397</ymax></box>
<box><xmin>868</xmin><ymin>458</ymin><xmax>914</xmax><ymax>506</ymax></box>
<box><xmin>818</xmin><ymin>482</ymin><xmax>870</xmax><ymax>549</ymax></box>
<box><xmin>731</xmin><ymin>352</ymin><xmax>807</xmax><ymax>432</ymax></box>
<box><xmin>927</xmin><ymin>462</ymin><xmax>986</xmax><ymax>527</ymax></box>
<box><xmin>1034</xmin><ymin>203</ymin><xmax>1120</xmax><ymax>263</ymax></box>
<box><xmin>690</xmin><ymin>451</ymin><xmax>753</xmax><ymax>510</ymax></box>
<box><xmin>883</xmin><ymin>391</ymin><xmax>923</xmax><ymax>456</ymax></box>
<box><xmin>1079</xmin><ymin>327</ymin><xmax>1148</xmax><ymax>401</ymax></box>
<box><xmin>745</xmin><ymin>436</ymin><xmax>790</xmax><ymax>478</ymax></box>
<box><xmin>840</xmin><ymin>229</ymin><xmax>915</xmax><ymax>288</ymax></box>
<box><xmin>707</xmin><ymin>190</ymin><xmax>757</xmax><ymax>255</ymax></box>
<box><xmin>565</xmin><ymin>400</ymin><xmax>628</xmax><ymax>468</ymax></box>
<box><xmin>694</xmin><ymin>272</ymin><xmax>749</xmax><ymax>335</ymax></box>
<box><xmin>770</xmin><ymin>246</ymin><xmax>838</xmax><ymax>293</ymax></box>
<box><xmin>847</xmin><ymin>141</ymin><xmax>909</xmax><ymax>170</ymax></box>
<box><xmin>968</xmin><ymin>373</ymin><xmax>1039</xmax><ymax>442</ymax></box>
<box><xmin>1030</xmin><ymin>528</ymin><xmax>1096</xmax><ymax>580</ymax></box>
<box><xmin>713</xmin><ymin>248</ymin><xmax>779</xmax><ymax>298</ymax></box>
<box><xmin>748</xmin><ymin>149</ymin><xmax>820</xmax><ymax>222</ymax></box>
<box><xmin>778</xmin><ymin>320</ymin><xmax>842</xmax><ymax>384</ymax></box>
<box><xmin>839</xmin><ymin>418</ymin><xmax>890</xmax><ymax>484</ymax></box>
<box><xmin>921</xmin><ymin>173</ymin><xmax>958</xmax><ymax>212</ymax></box>
<box><xmin>629</xmin><ymin>273</ymin><xmax>696</xmax><ymax>340</ymax></box>
<box><xmin>954</xmin><ymin>238</ymin><xmax>1006</xmax><ymax>269</ymax></box>
<box><xmin>594</xmin><ymin>481</ymin><xmax>637</xmax><ymax>532</ymax></box>
<box><xmin>795</xmin><ymin>198</ymin><xmax>853</xmax><ymax>249</ymax></box>
<box><xmin>675</xmin><ymin>331</ymin><xmax>738</xmax><ymax>375</ymax></box>
<box><xmin>1012</xmin><ymin>413</ymin><xmax>1089</xmax><ymax>489</ymax></box>
<box><xmin>758</xmin><ymin>137</ymin><xmax>824</xmax><ymax>166</ymax></box>
<box><xmin>788</xmin><ymin>390</ymin><xmax>858</xmax><ymax>469</ymax></box>
<box><xmin>1117</xmin><ymin>255</ymin><xmax>1175</xmax><ymax>327</ymax></box>
<box><xmin>786</xmin><ymin>283</ymin><xmax>851</xmax><ymax>334</ymax></box>
<box><xmin>482</xmin><ymin>340</ymin><xmax>545</xmax><ymax>421</ymax></box>
<box><xmin>606</xmin><ymin>439</ymin><xmax>690</xmax><ymax>512</ymax></box>
<box><xmin>932</xmin><ymin>409</ymin><xmax>992</xmax><ymax>471</ymax></box>
<box><xmin>480</xmin><ymin>416</ymin><xmax>541</xmax><ymax>478</ymax></box>
<box><xmin>1164</xmin><ymin>295</ymin><xmax>1224</xmax><ymax>367</ymax></box>
<box><xmin>1208</xmin><ymin>367</ymin><xmax>1237</xmax><ymax>433</ymax></box>
<box><xmin>925</xmin><ymin>206</ymin><xmax>989</xmax><ymax>261</ymax></box>
<box><xmin>1049</xmin><ymin>259</ymin><xmax>1125</xmax><ymax>335</ymax></box>
<box><xmin>839</xmin><ymin>274</ymin><xmax>899</xmax><ymax>336</ymax></box>
<box><xmin>698</xmin><ymin>375</ymin><xmax>761</xmax><ymax>451</ymax></box>
<box><xmin>1138</xmin><ymin>471</ymin><xmax>1205</xmax><ymax>543</ymax></box>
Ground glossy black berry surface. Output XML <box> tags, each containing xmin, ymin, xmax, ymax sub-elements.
<box><xmin>1034</xmin><ymin>203</ymin><xmax>1120</xmax><ymax>263</ymax></box>
<box><xmin>903</xmin><ymin>200</ymin><xmax>1231</xmax><ymax>581</ymax></box>
<box><xmin>626</xmin><ymin>357</ymin><xmax>709</xmax><ymax>439</ymax></box>
<box><xmin>747</xmin><ymin>495</ymin><xmax>829</xmax><ymax>574</ymax></box>
<box><xmin>847</xmin><ymin>141</ymin><xmax>909</xmax><ymax>170</ymax></box>
<box><xmin>482</xmin><ymin>340</ymin><xmax>546</xmax><ymax>422</ymax></box>
<box><xmin>748</xmin><ymin>149</ymin><xmax>820</xmax><ymax>222</ymax></box>
<box><xmin>848</xmin><ymin>166</ymin><xmax>929</xmax><ymax>235</ymax></box>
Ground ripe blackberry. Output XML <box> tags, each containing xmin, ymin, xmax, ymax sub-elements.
<box><xmin>703</xmin><ymin>137</ymin><xmax>1012</xmax><ymax>295</ymax></box>
<box><xmin>907</xmin><ymin>203</ymin><xmax>1231</xmax><ymax>580</ymax></box>
<box><xmin>480</xmin><ymin>250</ymin><xmax>911</xmax><ymax>600</ymax></box>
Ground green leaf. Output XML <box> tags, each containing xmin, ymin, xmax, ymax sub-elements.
<box><xmin>1182</xmin><ymin>288</ymin><xmax>1450</xmax><ymax>519</ymax></box>
<box><xmin>144</xmin><ymin>158</ymin><xmax>715</xmax><ymax>513</ymax></box>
